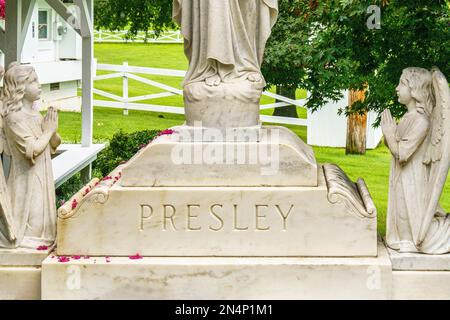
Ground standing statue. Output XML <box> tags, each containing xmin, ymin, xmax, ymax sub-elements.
<box><xmin>0</xmin><ymin>62</ymin><xmax>61</xmax><ymax>249</ymax></box>
<box><xmin>381</xmin><ymin>67</ymin><xmax>450</xmax><ymax>254</ymax></box>
<box><xmin>173</xmin><ymin>0</ymin><xmax>278</xmax><ymax>128</ymax></box>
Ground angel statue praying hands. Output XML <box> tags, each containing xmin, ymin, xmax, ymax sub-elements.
<box><xmin>382</xmin><ymin>67</ymin><xmax>450</xmax><ymax>254</ymax></box>
<box><xmin>0</xmin><ymin>62</ymin><xmax>61</xmax><ymax>249</ymax></box>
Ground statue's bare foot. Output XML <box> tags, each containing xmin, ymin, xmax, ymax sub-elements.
<box><xmin>247</xmin><ymin>72</ymin><xmax>262</xmax><ymax>83</ymax></box>
<box><xmin>205</xmin><ymin>74</ymin><xmax>221</xmax><ymax>87</ymax></box>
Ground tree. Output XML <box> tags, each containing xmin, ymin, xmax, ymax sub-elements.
<box><xmin>94</xmin><ymin>0</ymin><xmax>174</xmax><ymax>41</ymax></box>
<box><xmin>262</xmin><ymin>0</ymin><xmax>450</xmax><ymax>153</ymax></box>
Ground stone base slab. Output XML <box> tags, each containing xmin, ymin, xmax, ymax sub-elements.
<box><xmin>0</xmin><ymin>247</ymin><xmax>53</xmax><ymax>266</ymax></box>
<box><xmin>42</xmin><ymin>242</ymin><xmax>391</xmax><ymax>300</ymax></box>
<box><xmin>387</xmin><ymin>246</ymin><xmax>450</xmax><ymax>271</ymax></box>
<box><xmin>0</xmin><ymin>266</ymin><xmax>41</xmax><ymax>300</ymax></box>
<box><xmin>392</xmin><ymin>271</ymin><xmax>450</xmax><ymax>300</ymax></box>
<box><xmin>0</xmin><ymin>247</ymin><xmax>52</xmax><ymax>300</ymax></box>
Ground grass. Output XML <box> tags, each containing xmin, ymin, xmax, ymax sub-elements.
<box><xmin>57</xmin><ymin>42</ymin><xmax>450</xmax><ymax>236</ymax></box>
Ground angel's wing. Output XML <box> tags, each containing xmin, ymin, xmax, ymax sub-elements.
<box><xmin>0</xmin><ymin>71</ymin><xmax>15</xmax><ymax>242</ymax></box>
<box><xmin>418</xmin><ymin>69</ymin><xmax>450</xmax><ymax>246</ymax></box>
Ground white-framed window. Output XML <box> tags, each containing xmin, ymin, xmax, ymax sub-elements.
<box><xmin>38</xmin><ymin>9</ymin><xmax>51</xmax><ymax>40</ymax></box>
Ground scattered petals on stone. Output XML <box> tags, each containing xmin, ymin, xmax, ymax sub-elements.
<box><xmin>158</xmin><ymin>129</ymin><xmax>176</xmax><ymax>136</ymax></box>
<box><xmin>71</xmin><ymin>199</ymin><xmax>78</xmax><ymax>210</ymax></box>
<box><xmin>105</xmin><ymin>256</ymin><xmax>111</xmax><ymax>263</ymax></box>
<box><xmin>83</xmin><ymin>255</ymin><xmax>90</xmax><ymax>259</ymax></box>
<box><xmin>57</xmin><ymin>256</ymin><xmax>70</xmax><ymax>263</ymax></box>
<box><xmin>72</xmin><ymin>255</ymin><xmax>81</xmax><ymax>260</ymax></box>
<box><xmin>129</xmin><ymin>253</ymin><xmax>143</xmax><ymax>260</ymax></box>
<box><xmin>36</xmin><ymin>245</ymin><xmax>48</xmax><ymax>251</ymax></box>
<box><xmin>102</xmin><ymin>176</ymin><xmax>112</xmax><ymax>181</ymax></box>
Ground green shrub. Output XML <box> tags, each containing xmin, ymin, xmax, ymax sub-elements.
<box><xmin>93</xmin><ymin>129</ymin><xmax>160</xmax><ymax>177</ymax></box>
<box><xmin>55</xmin><ymin>173</ymin><xmax>84</xmax><ymax>207</ymax></box>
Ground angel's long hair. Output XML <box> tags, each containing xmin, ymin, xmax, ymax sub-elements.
<box><xmin>1</xmin><ymin>62</ymin><xmax>35</xmax><ymax>116</ymax></box>
<box><xmin>401</xmin><ymin>67</ymin><xmax>435</xmax><ymax>118</ymax></box>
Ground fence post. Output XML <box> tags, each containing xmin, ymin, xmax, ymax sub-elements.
<box><xmin>123</xmin><ymin>61</ymin><xmax>129</xmax><ymax>116</ymax></box>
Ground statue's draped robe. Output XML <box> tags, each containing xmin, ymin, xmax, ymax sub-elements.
<box><xmin>386</xmin><ymin>111</ymin><xmax>450</xmax><ymax>254</ymax></box>
<box><xmin>3</xmin><ymin>110</ymin><xmax>57</xmax><ymax>248</ymax></box>
<box><xmin>0</xmin><ymin>117</ymin><xmax>16</xmax><ymax>248</ymax></box>
<box><xmin>173</xmin><ymin>0</ymin><xmax>278</xmax><ymax>85</ymax></box>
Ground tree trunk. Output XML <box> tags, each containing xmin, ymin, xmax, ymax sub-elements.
<box><xmin>346</xmin><ymin>89</ymin><xmax>367</xmax><ymax>155</ymax></box>
<box><xmin>272</xmin><ymin>86</ymin><xmax>298</xmax><ymax>118</ymax></box>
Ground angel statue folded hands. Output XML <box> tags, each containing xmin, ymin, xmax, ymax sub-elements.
<box><xmin>0</xmin><ymin>62</ymin><xmax>61</xmax><ymax>249</ymax></box>
<box><xmin>382</xmin><ymin>67</ymin><xmax>450</xmax><ymax>254</ymax></box>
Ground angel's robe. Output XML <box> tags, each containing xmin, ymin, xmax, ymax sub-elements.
<box><xmin>386</xmin><ymin>110</ymin><xmax>450</xmax><ymax>254</ymax></box>
<box><xmin>173</xmin><ymin>0</ymin><xmax>278</xmax><ymax>85</ymax></box>
<box><xmin>3</xmin><ymin>109</ymin><xmax>58</xmax><ymax>249</ymax></box>
<box><xmin>0</xmin><ymin>116</ymin><xmax>16</xmax><ymax>248</ymax></box>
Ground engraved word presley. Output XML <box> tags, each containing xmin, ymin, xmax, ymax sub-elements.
<box><xmin>139</xmin><ymin>203</ymin><xmax>294</xmax><ymax>232</ymax></box>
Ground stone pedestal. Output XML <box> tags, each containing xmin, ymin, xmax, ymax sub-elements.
<box><xmin>386</xmin><ymin>246</ymin><xmax>450</xmax><ymax>299</ymax></box>
<box><xmin>121</xmin><ymin>126</ymin><xmax>318</xmax><ymax>187</ymax></box>
<box><xmin>0</xmin><ymin>247</ymin><xmax>52</xmax><ymax>300</ymax></box>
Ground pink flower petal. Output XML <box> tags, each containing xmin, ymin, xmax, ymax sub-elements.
<box><xmin>129</xmin><ymin>253</ymin><xmax>143</xmax><ymax>260</ymax></box>
<box><xmin>36</xmin><ymin>245</ymin><xmax>48</xmax><ymax>251</ymax></box>
<box><xmin>57</xmin><ymin>256</ymin><xmax>70</xmax><ymax>263</ymax></box>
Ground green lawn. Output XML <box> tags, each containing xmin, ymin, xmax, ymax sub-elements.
<box><xmin>58</xmin><ymin>42</ymin><xmax>450</xmax><ymax>235</ymax></box>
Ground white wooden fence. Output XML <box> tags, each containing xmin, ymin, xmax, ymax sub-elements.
<box><xmin>93</xmin><ymin>62</ymin><xmax>308</xmax><ymax>127</ymax></box>
<box><xmin>94</xmin><ymin>30</ymin><xmax>183</xmax><ymax>43</ymax></box>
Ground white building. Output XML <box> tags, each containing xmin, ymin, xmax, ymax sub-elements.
<box><xmin>1</xmin><ymin>0</ymin><xmax>82</xmax><ymax>111</ymax></box>
<box><xmin>307</xmin><ymin>91</ymin><xmax>383</xmax><ymax>149</ymax></box>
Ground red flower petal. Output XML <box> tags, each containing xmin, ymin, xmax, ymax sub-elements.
<box><xmin>57</xmin><ymin>256</ymin><xmax>70</xmax><ymax>263</ymax></box>
<box><xmin>129</xmin><ymin>253</ymin><xmax>143</xmax><ymax>260</ymax></box>
<box><xmin>36</xmin><ymin>245</ymin><xmax>48</xmax><ymax>251</ymax></box>
<box><xmin>71</xmin><ymin>199</ymin><xmax>78</xmax><ymax>210</ymax></box>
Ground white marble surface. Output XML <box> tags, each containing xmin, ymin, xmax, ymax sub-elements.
<box><xmin>121</xmin><ymin>126</ymin><xmax>318</xmax><ymax>187</ymax></box>
<box><xmin>392</xmin><ymin>271</ymin><xmax>450</xmax><ymax>300</ymax></box>
<box><xmin>42</xmin><ymin>241</ymin><xmax>391</xmax><ymax>300</ymax></box>
<box><xmin>56</xmin><ymin>167</ymin><xmax>377</xmax><ymax>257</ymax></box>
<box><xmin>387</xmin><ymin>247</ymin><xmax>450</xmax><ymax>271</ymax></box>
<box><xmin>0</xmin><ymin>266</ymin><xmax>41</xmax><ymax>300</ymax></box>
<box><xmin>0</xmin><ymin>247</ymin><xmax>53</xmax><ymax>266</ymax></box>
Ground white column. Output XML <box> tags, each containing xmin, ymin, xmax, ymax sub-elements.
<box><xmin>4</xmin><ymin>0</ymin><xmax>21</xmax><ymax>67</ymax></box>
<box><xmin>79</xmin><ymin>0</ymin><xmax>93</xmax><ymax>147</ymax></box>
